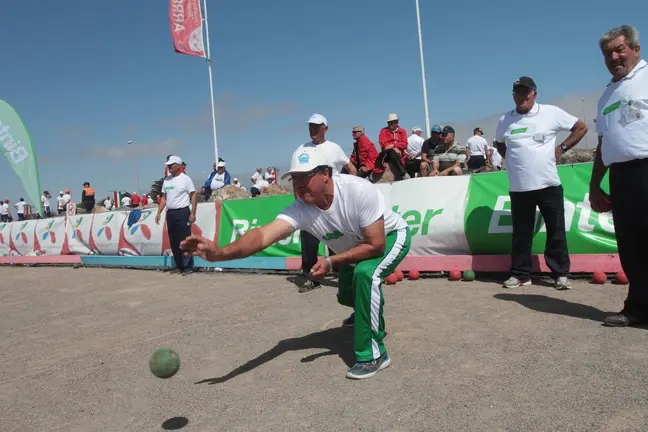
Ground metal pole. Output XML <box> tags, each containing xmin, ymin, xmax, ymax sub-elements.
<box><xmin>202</xmin><ymin>0</ymin><xmax>219</xmax><ymax>163</ymax></box>
<box><xmin>415</xmin><ymin>0</ymin><xmax>431</xmax><ymax>137</ymax></box>
<box><xmin>581</xmin><ymin>98</ymin><xmax>589</xmax><ymax>149</ymax></box>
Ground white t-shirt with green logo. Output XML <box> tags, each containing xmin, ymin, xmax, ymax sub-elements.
<box><xmin>495</xmin><ymin>103</ymin><xmax>578</xmax><ymax>192</ymax></box>
<box><xmin>162</xmin><ymin>173</ymin><xmax>196</xmax><ymax>210</ymax></box>
<box><xmin>277</xmin><ymin>174</ymin><xmax>408</xmax><ymax>254</ymax></box>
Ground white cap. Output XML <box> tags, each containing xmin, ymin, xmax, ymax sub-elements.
<box><xmin>387</xmin><ymin>113</ymin><xmax>399</xmax><ymax>122</ymax></box>
<box><xmin>164</xmin><ymin>155</ymin><xmax>183</xmax><ymax>165</ymax></box>
<box><xmin>233</xmin><ymin>177</ymin><xmax>238</xmax><ymax>182</ymax></box>
<box><xmin>412</xmin><ymin>126</ymin><xmax>422</xmax><ymax>132</ymax></box>
<box><xmin>59</xmin><ymin>191</ymin><xmax>64</xmax><ymax>195</ymax></box>
<box><xmin>307</xmin><ymin>113</ymin><xmax>328</xmax><ymax>126</ymax></box>
<box><xmin>281</xmin><ymin>146</ymin><xmax>330</xmax><ymax>179</ymax></box>
<box><xmin>217</xmin><ymin>161</ymin><xmax>226</xmax><ymax>168</ymax></box>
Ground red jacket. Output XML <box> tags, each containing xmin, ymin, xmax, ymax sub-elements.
<box><xmin>350</xmin><ymin>135</ymin><xmax>379</xmax><ymax>170</ymax></box>
<box><xmin>378</xmin><ymin>126</ymin><xmax>408</xmax><ymax>165</ymax></box>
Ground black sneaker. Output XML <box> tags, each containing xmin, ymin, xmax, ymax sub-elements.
<box><xmin>342</xmin><ymin>312</ymin><xmax>355</xmax><ymax>327</ymax></box>
<box><xmin>346</xmin><ymin>352</ymin><xmax>391</xmax><ymax>380</ymax></box>
<box><xmin>168</xmin><ymin>268</ymin><xmax>181</xmax><ymax>274</ymax></box>
<box><xmin>298</xmin><ymin>280</ymin><xmax>321</xmax><ymax>293</ymax></box>
<box><xmin>603</xmin><ymin>311</ymin><xmax>642</xmax><ymax>327</ymax></box>
<box><xmin>181</xmin><ymin>268</ymin><xmax>195</xmax><ymax>276</ymax></box>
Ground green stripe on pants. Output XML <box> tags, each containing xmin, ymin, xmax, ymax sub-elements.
<box><xmin>337</xmin><ymin>228</ymin><xmax>411</xmax><ymax>362</ymax></box>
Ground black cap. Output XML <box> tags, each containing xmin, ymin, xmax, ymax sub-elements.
<box><xmin>513</xmin><ymin>76</ymin><xmax>537</xmax><ymax>90</ymax></box>
<box><xmin>474</xmin><ymin>127</ymin><xmax>484</xmax><ymax>134</ymax></box>
<box><xmin>442</xmin><ymin>126</ymin><xmax>455</xmax><ymax>134</ymax></box>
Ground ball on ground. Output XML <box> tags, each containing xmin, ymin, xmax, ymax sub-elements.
<box><xmin>408</xmin><ymin>269</ymin><xmax>420</xmax><ymax>280</ymax></box>
<box><xmin>385</xmin><ymin>273</ymin><xmax>398</xmax><ymax>285</ymax></box>
<box><xmin>592</xmin><ymin>271</ymin><xmax>607</xmax><ymax>284</ymax></box>
<box><xmin>449</xmin><ymin>269</ymin><xmax>462</xmax><ymax>281</ymax></box>
<box><xmin>149</xmin><ymin>348</ymin><xmax>180</xmax><ymax>379</ymax></box>
<box><xmin>462</xmin><ymin>269</ymin><xmax>475</xmax><ymax>281</ymax></box>
<box><xmin>395</xmin><ymin>270</ymin><xmax>404</xmax><ymax>281</ymax></box>
<box><xmin>614</xmin><ymin>271</ymin><xmax>628</xmax><ymax>285</ymax></box>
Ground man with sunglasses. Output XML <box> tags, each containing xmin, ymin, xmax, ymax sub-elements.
<box><xmin>180</xmin><ymin>146</ymin><xmax>411</xmax><ymax>380</ymax></box>
<box><xmin>494</xmin><ymin>76</ymin><xmax>588</xmax><ymax>290</ymax></box>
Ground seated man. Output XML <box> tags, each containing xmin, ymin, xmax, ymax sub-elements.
<box><xmin>405</xmin><ymin>126</ymin><xmax>425</xmax><ymax>178</ymax></box>
<box><xmin>375</xmin><ymin>113</ymin><xmax>409</xmax><ymax>180</ymax></box>
<box><xmin>431</xmin><ymin>126</ymin><xmax>468</xmax><ymax>176</ymax></box>
<box><xmin>419</xmin><ymin>125</ymin><xmax>443</xmax><ymax>176</ymax></box>
<box><xmin>181</xmin><ymin>146</ymin><xmax>411</xmax><ymax>380</ymax></box>
<box><xmin>349</xmin><ymin>125</ymin><xmax>379</xmax><ymax>179</ymax></box>
<box><xmin>201</xmin><ymin>161</ymin><xmax>231</xmax><ymax>199</ymax></box>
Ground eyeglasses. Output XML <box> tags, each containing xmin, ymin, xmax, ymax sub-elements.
<box><xmin>288</xmin><ymin>170</ymin><xmax>320</xmax><ymax>184</ymax></box>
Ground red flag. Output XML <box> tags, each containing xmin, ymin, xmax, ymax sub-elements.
<box><xmin>169</xmin><ymin>0</ymin><xmax>205</xmax><ymax>57</ymax></box>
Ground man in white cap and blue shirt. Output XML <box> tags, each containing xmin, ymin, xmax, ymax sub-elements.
<box><xmin>181</xmin><ymin>145</ymin><xmax>411</xmax><ymax>379</ymax></box>
<box><xmin>296</xmin><ymin>113</ymin><xmax>357</xmax><ymax>292</ymax></box>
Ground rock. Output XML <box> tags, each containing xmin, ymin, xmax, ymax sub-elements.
<box><xmin>559</xmin><ymin>149</ymin><xmax>594</xmax><ymax>165</ymax></box>
<box><xmin>209</xmin><ymin>185</ymin><xmax>249</xmax><ymax>202</ymax></box>
<box><xmin>261</xmin><ymin>184</ymin><xmax>291</xmax><ymax>197</ymax></box>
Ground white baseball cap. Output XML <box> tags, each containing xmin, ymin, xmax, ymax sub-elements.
<box><xmin>164</xmin><ymin>155</ymin><xmax>183</xmax><ymax>165</ymax></box>
<box><xmin>59</xmin><ymin>191</ymin><xmax>63</xmax><ymax>195</ymax></box>
<box><xmin>217</xmin><ymin>161</ymin><xmax>226</xmax><ymax>168</ymax></box>
<box><xmin>307</xmin><ymin>113</ymin><xmax>328</xmax><ymax>126</ymax></box>
<box><xmin>281</xmin><ymin>146</ymin><xmax>330</xmax><ymax>179</ymax></box>
<box><xmin>412</xmin><ymin>126</ymin><xmax>422</xmax><ymax>132</ymax></box>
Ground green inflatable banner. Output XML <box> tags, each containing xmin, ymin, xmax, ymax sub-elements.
<box><xmin>464</xmin><ymin>162</ymin><xmax>617</xmax><ymax>255</ymax></box>
<box><xmin>218</xmin><ymin>194</ymin><xmax>326</xmax><ymax>257</ymax></box>
<box><xmin>0</xmin><ymin>100</ymin><xmax>43</xmax><ymax>217</ymax></box>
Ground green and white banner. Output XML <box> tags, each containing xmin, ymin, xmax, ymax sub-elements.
<box><xmin>0</xmin><ymin>100</ymin><xmax>43</xmax><ymax>217</ymax></box>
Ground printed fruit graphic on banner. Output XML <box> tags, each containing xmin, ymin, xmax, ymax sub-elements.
<box><xmin>71</xmin><ymin>217</ymin><xmax>85</xmax><ymax>241</ymax></box>
<box><xmin>98</xmin><ymin>214</ymin><xmax>114</xmax><ymax>240</ymax></box>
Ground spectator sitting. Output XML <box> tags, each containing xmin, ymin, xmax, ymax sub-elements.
<box><xmin>103</xmin><ymin>196</ymin><xmax>113</xmax><ymax>211</ymax></box>
<box><xmin>405</xmin><ymin>126</ymin><xmax>425</xmax><ymax>178</ymax></box>
<box><xmin>121</xmin><ymin>194</ymin><xmax>131</xmax><ymax>208</ymax></box>
<box><xmin>131</xmin><ymin>192</ymin><xmax>141</xmax><ymax>208</ymax></box>
<box><xmin>250</xmin><ymin>168</ymin><xmax>263</xmax><ymax>186</ymax></box>
<box><xmin>431</xmin><ymin>126</ymin><xmax>468</xmax><ymax>176</ymax></box>
<box><xmin>264</xmin><ymin>167</ymin><xmax>276</xmax><ymax>184</ymax></box>
<box><xmin>141</xmin><ymin>194</ymin><xmax>150</xmax><ymax>206</ymax></box>
<box><xmin>349</xmin><ymin>125</ymin><xmax>379</xmax><ymax>179</ymax></box>
<box><xmin>201</xmin><ymin>161</ymin><xmax>231</xmax><ymax>199</ymax></box>
<box><xmin>375</xmin><ymin>113</ymin><xmax>409</xmax><ymax>180</ymax></box>
<box><xmin>232</xmin><ymin>178</ymin><xmax>247</xmax><ymax>192</ymax></box>
<box><xmin>251</xmin><ymin>177</ymin><xmax>269</xmax><ymax>197</ymax></box>
<box><xmin>420</xmin><ymin>124</ymin><xmax>443</xmax><ymax>176</ymax></box>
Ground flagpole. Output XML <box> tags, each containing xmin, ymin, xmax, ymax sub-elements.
<box><xmin>202</xmin><ymin>0</ymin><xmax>219</xmax><ymax>163</ymax></box>
<box><xmin>415</xmin><ymin>0</ymin><xmax>431</xmax><ymax>138</ymax></box>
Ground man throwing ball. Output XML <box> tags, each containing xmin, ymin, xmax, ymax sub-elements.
<box><xmin>181</xmin><ymin>146</ymin><xmax>411</xmax><ymax>379</ymax></box>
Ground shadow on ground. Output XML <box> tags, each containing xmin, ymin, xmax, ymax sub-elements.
<box><xmin>286</xmin><ymin>274</ymin><xmax>338</xmax><ymax>289</ymax></box>
<box><xmin>162</xmin><ymin>416</ymin><xmax>189</xmax><ymax>430</ymax></box>
<box><xmin>494</xmin><ymin>293</ymin><xmax>612</xmax><ymax>322</ymax></box>
<box><xmin>196</xmin><ymin>327</ymin><xmax>354</xmax><ymax>385</ymax></box>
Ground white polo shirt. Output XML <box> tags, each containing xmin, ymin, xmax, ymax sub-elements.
<box><xmin>407</xmin><ymin>134</ymin><xmax>424</xmax><ymax>159</ymax></box>
<box><xmin>162</xmin><ymin>173</ymin><xmax>196</xmax><ymax>209</ymax></box>
<box><xmin>495</xmin><ymin>103</ymin><xmax>578</xmax><ymax>192</ymax></box>
<box><xmin>466</xmin><ymin>135</ymin><xmax>489</xmax><ymax>156</ymax></box>
<box><xmin>596</xmin><ymin>59</ymin><xmax>648</xmax><ymax>167</ymax></box>
<box><xmin>295</xmin><ymin>140</ymin><xmax>349</xmax><ymax>174</ymax></box>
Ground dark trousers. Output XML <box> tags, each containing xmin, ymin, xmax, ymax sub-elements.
<box><xmin>167</xmin><ymin>207</ymin><xmax>194</xmax><ymax>271</ymax></box>
<box><xmin>610</xmin><ymin>159</ymin><xmax>648</xmax><ymax>319</ymax></box>
<box><xmin>405</xmin><ymin>158</ymin><xmax>422</xmax><ymax>177</ymax></box>
<box><xmin>83</xmin><ymin>200</ymin><xmax>95</xmax><ymax>213</ymax></box>
<box><xmin>17</xmin><ymin>213</ymin><xmax>25</xmax><ymax>221</ymax></box>
<box><xmin>300</xmin><ymin>230</ymin><xmax>320</xmax><ymax>274</ymax></box>
<box><xmin>510</xmin><ymin>185</ymin><xmax>570</xmax><ymax>279</ymax></box>
<box><xmin>467</xmin><ymin>155</ymin><xmax>486</xmax><ymax>170</ymax></box>
<box><xmin>377</xmin><ymin>149</ymin><xmax>407</xmax><ymax>179</ymax></box>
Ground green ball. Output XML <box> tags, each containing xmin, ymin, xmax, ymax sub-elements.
<box><xmin>462</xmin><ymin>270</ymin><xmax>475</xmax><ymax>281</ymax></box>
<box><xmin>149</xmin><ymin>348</ymin><xmax>180</xmax><ymax>379</ymax></box>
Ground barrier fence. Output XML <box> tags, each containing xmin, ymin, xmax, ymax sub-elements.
<box><xmin>0</xmin><ymin>162</ymin><xmax>621</xmax><ymax>273</ymax></box>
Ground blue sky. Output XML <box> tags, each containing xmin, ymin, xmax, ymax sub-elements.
<box><xmin>1</xmin><ymin>0</ymin><xmax>646</xmax><ymax>203</ymax></box>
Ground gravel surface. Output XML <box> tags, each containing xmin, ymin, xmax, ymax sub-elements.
<box><xmin>1</xmin><ymin>267</ymin><xmax>647</xmax><ymax>432</ymax></box>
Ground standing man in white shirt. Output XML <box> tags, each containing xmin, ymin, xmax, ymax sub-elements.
<box><xmin>180</xmin><ymin>146</ymin><xmax>411</xmax><ymax>379</ymax></box>
<box><xmin>466</xmin><ymin>127</ymin><xmax>490</xmax><ymax>171</ymax></box>
<box><xmin>405</xmin><ymin>126</ymin><xmax>425</xmax><ymax>177</ymax></box>
<box><xmin>56</xmin><ymin>191</ymin><xmax>65</xmax><ymax>215</ymax></box>
<box><xmin>0</xmin><ymin>199</ymin><xmax>10</xmax><ymax>222</ymax></box>
<box><xmin>41</xmin><ymin>191</ymin><xmax>51</xmax><ymax>217</ymax></box>
<box><xmin>296</xmin><ymin>113</ymin><xmax>357</xmax><ymax>292</ymax></box>
<box><xmin>495</xmin><ymin>76</ymin><xmax>588</xmax><ymax>290</ymax></box>
<box><xmin>14</xmin><ymin>198</ymin><xmax>27</xmax><ymax>221</ymax></box>
<box><xmin>590</xmin><ymin>25</ymin><xmax>648</xmax><ymax>327</ymax></box>
<box><xmin>155</xmin><ymin>155</ymin><xmax>198</xmax><ymax>275</ymax></box>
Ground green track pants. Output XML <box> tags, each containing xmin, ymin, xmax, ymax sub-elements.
<box><xmin>337</xmin><ymin>228</ymin><xmax>411</xmax><ymax>362</ymax></box>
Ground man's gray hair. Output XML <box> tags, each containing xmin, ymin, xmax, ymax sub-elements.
<box><xmin>599</xmin><ymin>25</ymin><xmax>640</xmax><ymax>51</ymax></box>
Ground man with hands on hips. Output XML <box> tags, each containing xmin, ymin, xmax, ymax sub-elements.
<box><xmin>180</xmin><ymin>146</ymin><xmax>411</xmax><ymax>380</ymax></box>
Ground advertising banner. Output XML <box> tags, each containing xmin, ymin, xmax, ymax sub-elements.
<box><xmin>169</xmin><ymin>0</ymin><xmax>206</xmax><ymax>57</ymax></box>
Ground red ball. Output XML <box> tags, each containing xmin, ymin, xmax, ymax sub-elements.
<box><xmin>614</xmin><ymin>271</ymin><xmax>628</xmax><ymax>285</ymax></box>
<box><xmin>592</xmin><ymin>271</ymin><xmax>607</xmax><ymax>284</ymax></box>
<box><xmin>395</xmin><ymin>270</ymin><xmax>404</xmax><ymax>281</ymax></box>
<box><xmin>385</xmin><ymin>273</ymin><xmax>398</xmax><ymax>285</ymax></box>
<box><xmin>408</xmin><ymin>269</ymin><xmax>420</xmax><ymax>280</ymax></box>
<box><xmin>449</xmin><ymin>269</ymin><xmax>462</xmax><ymax>281</ymax></box>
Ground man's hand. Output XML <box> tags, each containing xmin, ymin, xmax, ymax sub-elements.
<box><xmin>189</xmin><ymin>212</ymin><xmax>196</xmax><ymax>223</ymax></box>
<box><xmin>431</xmin><ymin>170</ymin><xmax>439</xmax><ymax>176</ymax></box>
<box><xmin>555</xmin><ymin>146</ymin><xmax>564</xmax><ymax>161</ymax></box>
<box><xmin>393</xmin><ymin>148</ymin><xmax>402</xmax><ymax>155</ymax></box>
<box><xmin>310</xmin><ymin>257</ymin><xmax>330</xmax><ymax>279</ymax></box>
<box><xmin>589</xmin><ymin>185</ymin><xmax>612</xmax><ymax>213</ymax></box>
<box><xmin>180</xmin><ymin>235</ymin><xmax>222</xmax><ymax>261</ymax></box>
<box><xmin>155</xmin><ymin>213</ymin><xmax>161</xmax><ymax>225</ymax></box>
<box><xmin>359</xmin><ymin>166</ymin><xmax>369</xmax><ymax>172</ymax></box>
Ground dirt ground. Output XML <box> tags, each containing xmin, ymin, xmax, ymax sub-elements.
<box><xmin>1</xmin><ymin>267</ymin><xmax>647</xmax><ymax>432</ymax></box>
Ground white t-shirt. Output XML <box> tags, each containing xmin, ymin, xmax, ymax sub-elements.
<box><xmin>295</xmin><ymin>140</ymin><xmax>349</xmax><ymax>174</ymax></box>
<box><xmin>57</xmin><ymin>196</ymin><xmax>64</xmax><ymax>210</ymax></box>
<box><xmin>253</xmin><ymin>179</ymin><xmax>269</xmax><ymax>190</ymax></box>
<box><xmin>596</xmin><ymin>59</ymin><xmax>648</xmax><ymax>167</ymax></box>
<box><xmin>104</xmin><ymin>199</ymin><xmax>112</xmax><ymax>210</ymax></box>
<box><xmin>121</xmin><ymin>196</ymin><xmax>131</xmax><ymax>207</ymax></box>
<box><xmin>264</xmin><ymin>171</ymin><xmax>275</xmax><ymax>182</ymax></box>
<box><xmin>162</xmin><ymin>173</ymin><xmax>196</xmax><ymax>209</ymax></box>
<box><xmin>15</xmin><ymin>202</ymin><xmax>26</xmax><ymax>214</ymax></box>
<box><xmin>0</xmin><ymin>203</ymin><xmax>8</xmax><ymax>215</ymax></box>
<box><xmin>251</xmin><ymin>171</ymin><xmax>262</xmax><ymax>184</ymax></box>
<box><xmin>407</xmin><ymin>134</ymin><xmax>424</xmax><ymax>159</ymax></box>
<box><xmin>62</xmin><ymin>194</ymin><xmax>71</xmax><ymax>206</ymax></box>
<box><xmin>491</xmin><ymin>147</ymin><xmax>503</xmax><ymax>168</ymax></box>
<box><xmin>277</xmin><ymin>174</ymin><xmax>408</xmax><ymax>254</ymax></box>
<box><xmin>41</xmin><ymin>195</ymin><xmax>50</xmax><ymax>208</ymax></box>
<box><xmin>210</xmin><ymin>172</ymin><xmax>227</xmax><ymax>190</ymax></box>
<box><xmin>495</xmin><ymin>103</ymin><xmax>578</xmax><ymax>192</ymax></box>
<box><xmin>466</xmin><ymin>135</ymin><xmax>489</xmax><ymax>157</ymax></box>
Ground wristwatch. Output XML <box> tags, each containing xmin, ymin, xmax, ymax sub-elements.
<box><xmin>560</xmin><ymin>144</ymin><xmax>569</xmax><ymax>153</ymax></box>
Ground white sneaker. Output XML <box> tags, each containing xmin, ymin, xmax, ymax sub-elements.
<box><xmin>555</xmin><ymin>276</ymin><xmax>571</xmax><ymax>290</ymax></box>
<box><xmin>503</xmin><ymin>276</ymin><xmax>532</xmax><ymax>289</ymax></box>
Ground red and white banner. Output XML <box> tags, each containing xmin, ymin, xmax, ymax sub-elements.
<box><xmin>169</xmin><ymin>0</ymin><xmax>205</xmax><ymax>57</ymax></box>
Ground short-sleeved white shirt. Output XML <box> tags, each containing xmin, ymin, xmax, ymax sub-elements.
<box><xmin>0</xmin><ymin>203</ymin><xmax>9</xmax><ymax>215</ymax></box>
<box><xmin>495</xmin><ymin>103</ymin><xmax>578</xmax><ymax>192</ymax></box>
<box><xmin>41</xmin><ymin>195</ymin><xmax>50</xmax><ymax>208</ymax></box>
<box><xmin>162</xmin><ymin>173</ymin><xmax>196</xmax><ymax>209</ymax></box>
<box><xmin>407</xmin><ymin>134</ymin><xmax>424</xmax><ymax>159</ymax></box>
<box><xmin>210</xmin><ymin>172</ymin><xmax>227</xmax><ymax>190</ymax></box>
<box><xmin>277</xmin><ymin>174</ymin><xmax>408</xmax><ymax>254</ymax></box>
<box><xmin>295</xmin><ymin>140</ymin><xmax>349</xmax><ymax>174</ymax></box>
<box><xmin>15</xmin><ymin>201</ymin><xmax>26</xmax><ymax>214</ymax></box>
<box><xmin>466</xmin><ymin>135</ymin><xmax>489</xmax><ymax>156</ymax></box>
<box><xmin>596</xmin><ymin>59</ymin><xmax>648</xmax><ymax>167</ymax></box>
